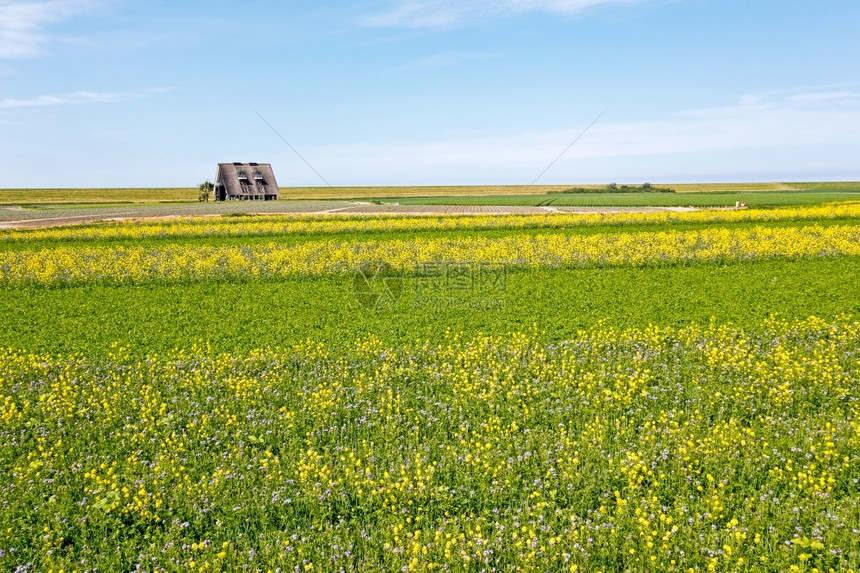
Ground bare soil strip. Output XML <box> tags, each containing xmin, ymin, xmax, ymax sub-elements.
<box><xmin>0</xmin><ymin>203</ymin><xmax>709</xmax><ymax>230</ymax></box>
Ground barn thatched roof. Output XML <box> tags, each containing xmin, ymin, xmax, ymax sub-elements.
<box><xmin>215</xmin><ymin>162</ymin><xmax>280</xmax><ymax>199</ymax></box>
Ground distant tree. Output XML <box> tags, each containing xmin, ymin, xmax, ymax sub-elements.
<box><xmin>198</xmin><ymin>180</ymin><xmax>214</xmax><ymax>202</ymax></box>
<box><xmin>606</xmin><ymin>182</ymin><xmax>618</xmax><ymax>191</ymax></box>
<box><xmin>642</xmin><ymin>182</ymin><xmax>652</xmax><ymax>190</ymax></box>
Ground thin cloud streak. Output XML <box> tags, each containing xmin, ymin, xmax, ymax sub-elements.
<box><xmin>737</xmin><ymin>82</ymin><xmax>860</xmax><ymax>105</ymax></box>
<box><xmin>363</xmin><ymin>0</ymin><xmax>653</xmax><ymax>28</ymax></box>
<box><xmin>0</xmin><ymin>0</ymin><xmax>94</xmax><ymax>59</ymax></box>
<box><xmin>0</xmin><ymin>89</ymin><xmax>163</xmax><ymax>108</ymax></box>
<box><xmin>306</xmin><ymin>89</ymin><xmax>860</xmax><ymax>184</ymax></box>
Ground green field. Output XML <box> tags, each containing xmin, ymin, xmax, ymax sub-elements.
<box><xmin>0</xmin><ymin>187</ymin><xmax>198</xmax><ymax>204</ymax></box>
<box><xmin>0</xmin><ymin>185</ymin><xmax>576</xmax><ymax>205</ymax></box>
<box><xmin>381</xmin><ymin>190</ymin><xmax>860</xmax><ymax>207</ymax></box>
<box><xmin>784</xmin><ymin>181</ymin><xmax>860</xmax><ymax>191</ymax></box>
<box><xmin>1</xmin><ymin>204</ymin><xmax>859</xmax><ymax>571</ymax></box>
<box><xmin>1</xmin><ymin>258</ymin><xmax>857</xmax><ymax>357</ymax></box>
<box><xmin>3</xmin><ymin>181</ymin><xmax>860</xmax><ymax>206</ymax></box>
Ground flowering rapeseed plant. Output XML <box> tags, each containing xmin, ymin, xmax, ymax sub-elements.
<box><xmin>0</xmin><ymin>318</ymin><xmax>858</xmax><ymax>571</ymax></box>
<box><xmin>1</xmin><ymin>203</ymin><xmax>858</xmax><ymax>243</ymax></box>
<box><xmin>1</xmin><ymin>224</ymin><xmax>858</xmax><ymax>285</ymax></box>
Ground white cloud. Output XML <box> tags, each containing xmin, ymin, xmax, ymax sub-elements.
<box><xmin>363</xmin><ymin>1</ymin><xmax>464</xmax><ymax>28</ymax></box>
<box><xmin>363</xmin><ymin>0</ymin><xmax>652</xmax><ymax>28</ymax></box>
<box><xmin>737</xmin><ymin>82</ymin><xmax>860</xmax><ymax>106</ymax></box>
<box><xmin>0</xmin><ymin>89</ymin><xmax>152</xmax><ymax>108</ymax></box>
<box><xmin>0</xmin><ymin>0</ymin><xmax>93</xmax><ymax>59</ymax></box>
<box><xmin>785</xmin><ymin>91</ymin><xmax>859</xmax><ymax>104</ymax></box>
<box><xmin>298</xmin><ymin>87</ymin><xmax>860</xmax><ymax>185</ymax></box>
<box><xmin>503</xmin><ymin>0</ymin><xmax>648</xmax><ymax>12</ymax></box>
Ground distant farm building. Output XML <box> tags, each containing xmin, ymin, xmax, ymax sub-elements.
<box><xmin>214</xmin><ymin>162</ymin><xmax>280</xmax><ymax>201</ymax></box>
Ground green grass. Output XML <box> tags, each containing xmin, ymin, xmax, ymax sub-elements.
<box><xmin>382</xmin><ymin>191</ymin><xmax>860</xmax><ymax>207</ymax></box>
<box><xmin>1</xmin><ymin>257</ymin><xmax>856</xmax><ymax>357</ymax></box>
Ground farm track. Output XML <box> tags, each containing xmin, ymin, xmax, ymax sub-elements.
<box><xmin>0</xmin><ymin>202</ymin><xmax>699</xmax><ymax>229</ymax></box>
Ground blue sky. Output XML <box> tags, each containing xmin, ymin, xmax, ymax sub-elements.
<box><xmin>1</xmin><ymin>0</ymin><xmax>859</xmax><ymax>188</ymax></box>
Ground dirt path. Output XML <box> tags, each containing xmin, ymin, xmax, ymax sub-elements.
<box><xmin>0</xmin><ymin>203</ymin><xmax>702</xmax><ymax>230</ymax></box>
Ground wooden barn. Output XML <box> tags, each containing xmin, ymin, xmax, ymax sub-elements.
<box><xmin>214</xmin><ymin>162</ymin><xmax>280</xmax><ymax>201</ymax></box>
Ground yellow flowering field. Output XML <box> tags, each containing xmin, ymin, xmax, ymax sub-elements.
<box><xmin>1</xmin><ymin>203</ymin><xmax>859</xmax><ymax>572</ymax></box>
<box><xmin>1</xmin><ymin>223</ymin><xmax>858</xmax><ymax>285</ymax></box>
<box><xmin>0</xmin><ymin>317</ymin><xmax>858</xmax><ymax>571</ymax></box>
<box><xmin>2</xmin><ymin>202</ymin><xmax>859</xmax><ymax>243</ymax></box>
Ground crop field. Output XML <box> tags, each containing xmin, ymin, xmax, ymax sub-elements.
<box><xmin>1</xmin><ymin>201</ymin><xmax>859</xmax><ymax>572</ymax></box>
<box><xmin>2</xmin><ymin>181</ymin><xmax>859</xmax><ymax>206</ymax></box>
<box><xmin>0</xmin><ymin>188</ymin><xmax>198</xmax><ymax>205</ymax></box>
<box><xmin>382</xmin><ymin>191</ymin><xmax>860</xmax><ymax>208</ymax></box>
<box><xmin>2</xmin><ymin>192</ymin><xmax>859</xmax><ymax>232</ymax></box>
<box><xmin>0</xmin><ymin>186</ymin><xmax>577</xmax><ymax>205</ymax></box>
